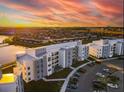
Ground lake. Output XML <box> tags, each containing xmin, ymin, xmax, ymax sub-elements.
<box><xmin>0</xmin><ymin>35</ymin><xmax>8</xmax><ymax>43</ymax></box>
<box><xmin>0</xmin><ymin>35</ymin><xmax>25</xmax><ymax>65</ymax></box>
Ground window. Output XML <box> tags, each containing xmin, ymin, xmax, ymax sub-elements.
<box><xmin>27</xmin><ymin>67</ymin><xmax>30</xmax><ymax>70</ymax></box>
<box><xmin>28</xmin><ymin>78</ymin><xmax>31</xmax><ymax>81</ymax></box>
<box><xmin>48</xmin><ymin>69</ymin><xmax>51</xmax><ymax>71</ymax></box>
<box><xmin>37</xmin><ymin>76</ymin><xmax>40</xmax><ymax>79</ymax></box>
<box><xmin>55</xmin><ymin>52</ymin><xmax>59</xmax><ymax>55</ymax></box>
<box><xmin>37</xmin><ymin>71</ymin><xmax>39</xmax><ymax>73</ymax></box>
<box><xmin>48</xmin><ymin>57</ymin><xmax>51</xmax><ymax>61</ymax></box>
<box><xmin>40</xmin><ymin>59</ymin><xmax>43</xmax><ymax>63</ymax></box>
<box><xmin>28</xmin><ymin>72</ymin><xmax>30</xmax><ymax>75</ymax></box>
<box><xmin>37</xmin><ymin>65</ymin><xmax>39</xmax><ymax>68</ymax></box>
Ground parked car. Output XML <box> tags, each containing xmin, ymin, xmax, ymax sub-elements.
<box><xmin>92</xmin><ymin>80</ymin><xmax>101</xmax><ymax>84</ymax></box>
<box><xmin>74</xmin><ymin>73</ymin><xmax>80</xmax><ymax>77</ymax></box>
<box><xmin>92</xmin><ymin>62</ymin><xmax>96</xmax><ymax>65</ymax></box>
<box><xmin>96</xmin><ymin>72</ymin><xmax>105</xmax><ymax>78</ymax></box>
<box><xmin>107</xmin><ymin>83</ymin><xmax>119</xmax><ymax>89</ymax></box>
<box><xmin>72</xmin><ymin>77</ymin><xmax>79</xmax><ymax>81</ymax></box>
<box><xmin>78</xmin><ymin>68</ymin><xmax>87</xmax><ymax>73</ymax></box>
<box><xmin>88</xmin><ymin>64</ymin><xmax>94</xmax><ymax>67</ymax></box>
<box><xmin>103</xmin><ymin>68</ymin><xmax>109</xmax><ymax>72</ymax></box>
<box><xmin>70</xmin><ymin>84</ymin><xmax>78</xmax><ymax>89</ymax></box>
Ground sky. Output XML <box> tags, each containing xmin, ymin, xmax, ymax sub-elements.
<box><xmin>0</xmin><ymin>0</ymin><xmax>123</xmax><ymax>27</ymax></box>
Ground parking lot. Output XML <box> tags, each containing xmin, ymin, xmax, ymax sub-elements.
<box><xmin>66</xmin><ymin>58</ymin><xmax>124</xmax><ymax>92</ymax></box>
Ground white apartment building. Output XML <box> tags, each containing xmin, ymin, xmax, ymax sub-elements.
<box><xmin>0</xmin><ymin>65</ymin><xmax>24</xmax><ymax>92</ymax></box>
<box><xmin>16</xmin><ymin>41</ymin><xmax>89</xmax><ymax>83</ymax></box>
<box><xmin>109</xmin><ymin>39</ymin><xmax>124</xmax><ymax>56</ymax></box>
<box><xmin>88</xmin><ymin>39</ymin><xmax>124</xmax><ymax>58</ymax></box>
<box><xmin>78</xmin><ymin>45</ymin><xmax>89</xmax><ymax>61</ymax></box>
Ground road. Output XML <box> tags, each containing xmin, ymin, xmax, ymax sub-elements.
<box><xmin>66</xmin><ymin>58</ymin><xmax>124</xmax><ymax>92</ymax></box>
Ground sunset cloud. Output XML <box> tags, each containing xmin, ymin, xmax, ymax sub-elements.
<box><xmin>0</xmin><ymin>0</ymin><xmax>123</xmax><ymax>27</ymax></box>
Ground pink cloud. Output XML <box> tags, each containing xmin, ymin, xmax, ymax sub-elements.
<box><xmin>0</xmin><ymin>0</ymin><xmax>123</xmax><ymax>26</ymax></box>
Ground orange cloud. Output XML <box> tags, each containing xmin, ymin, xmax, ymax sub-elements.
<box><xmin>0</xmin><ymin>0</ymin><xmax>123</xmax><ymax>27</ymax></box>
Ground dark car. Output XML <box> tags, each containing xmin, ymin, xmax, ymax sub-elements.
<box><xmin>74</xmin><ymin>73</ymin><xmax>80</xmax><ymax>77</ymax></box>
<box><xmin>78</xmin><ymin>68</ymin><xmax>87</xmax><ymax>73</ymax></box>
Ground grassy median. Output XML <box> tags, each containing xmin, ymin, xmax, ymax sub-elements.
<box><xmin>46</xmin><ymin>68</ymin><xmax>72</xmax><ymax>79</ymax></box>
<box><xmin>24</xmin><ymin>80</ymin><xmax>64</xmax><ymax>92</ymax></box>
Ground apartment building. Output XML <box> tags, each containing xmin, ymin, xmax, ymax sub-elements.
<box><xmin>0</xmin><ymin>65</ymin><xmax>24</xmax><ymax>92</ymax></box>
<box><xmin>88</xmin><ymin>39</ymin><xmax>124</xmax><ymax>58</ymax></box>
<box><xmin>78</xmin><ymin>45</ymin><xmax>89</xmax><ymax>61</ymax></box>
<box><xmin>16</xmin><ymin>41</ymin><xmax>89</xmax><ymax>83</ymax></box>
<box><xmin>109</xmin><ymin>39</ymin><xmax>124</xmax><ymax>56</ymax></box>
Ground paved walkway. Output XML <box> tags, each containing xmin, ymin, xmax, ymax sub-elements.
<box><xmin>43</xmin><ymin>78</ymin><xmax>65</xmax><ymax>82</ymax></box>
<box><xmin>70</xmin><ymin>66</ymin><xmax>75</xmax><ymax>70</ymax></box>
<box><xmin>60</xmin><ymin>61</ymin><xmax>93</xmax><ymax>92</ymax></box>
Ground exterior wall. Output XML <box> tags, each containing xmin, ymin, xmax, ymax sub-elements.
<box><xmin>78</xmin><ymin>45</ymin><xmax>89</xmax><ymax>61</ymax></box>
<box><xmin>59</xmin><ymin>48</ymin><xmax>73</xmax><ymax>68</ymax></box>
<box><xmin>34</xmin><ymin>59</ymin><xmax>44</xmax><ymax>80</ymax></box>
<box><xmin>46</xmin><ymin>53</ymin><xmax>53</xmax><ymax>76</ymax></box>
<box><xmin>59</xmin><ymin>49</ymin><xmax>66</xmax><ymax>68</ymax></box>
<box><xmin>89</xmin><ymin>46</ymin><xmax>102</xmax><ymax>58</ymax></box>
<box><xmin>42</xmin><ymin>56</ymin><xmax>48</xmax><ymax>77</ymax></box>
<box><xmin>89</xmin><ymin>44</ymin><xmax>111</xmax><ymax>58</ymax></box>
<box><xmin>0</xmin><ymin>74</ymin><xmax>23</xmax><ymax>92</ymax></box>
<box><xmin>16</xmin><ymin>74</ymin><xmax>24</xmax><ymax>92</ymax></box>
<box><xmin>109</xmin><ymin>39</ymin><xmax>124</xmax><ymax>56</ymax></box>
<box><xmin>0</xmin><ymin>82</ymin><xmax>17</xmax><ymax>92</ymax></box>
<box><xmin>115</xmin><ymin>42</ymin><xmax>124</xmax><ymax>55</ymax></box>
<box><xmin>51</xmin><ymin>51</ymin><xmax>59</xmax><ymax>73</ymax></box>
<box><xmin>102</xmin><ymin>45</ymin><xmax>111</xmax><ymax>58</ymax></box>
<box><xmin>72</xmin><ymin>47</ymin><xmax>78</xmax><ymax>60</ymax></box>
<box><xmin>21</xmin><ymin>60</ymin><xmax>36</xmax><ymax>82</ymax></box>
<box><xmin>65</xmin><ymin>48</ymin><xmax>73</xmax><ymax>67</ymax></box>
<box><xmin>89</xmin><ymin>39</ymin><xmax>124</xmax><ymax>58</ymax></box>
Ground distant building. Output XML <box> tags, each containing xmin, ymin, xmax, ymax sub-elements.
<box><xmin>16</xmin><ymin>41</ymin><xmax>89</xmax><ymax>83</ymax></box>
<box><xmin>88</xmin><ymin>39</ymin><xmax>124</xmax><ymax>58</ymax></box>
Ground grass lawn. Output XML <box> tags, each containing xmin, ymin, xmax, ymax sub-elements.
<box><xmin>72</xmin><ymin>60</ymin><xmax>89</xmax><ymax>68</ymax></box>
<box><xmin>24</xmin><ymin>80</ymin><xmax>64</xmax><ymax>92</ymax></box>
<box><xmin>46</xmin><ymin>68</ymin><xmax>72</xmax><ymax>79</ymax></box>
<box><xmin>1</xmin><ymin>62</ymin><xmax>16</xmax><ymax>74</ymax></box>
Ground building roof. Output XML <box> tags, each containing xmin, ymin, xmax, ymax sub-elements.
<box><xmin>0</xmin><ymin>73</ymin><xmax>15</xmax><ymax>84</ymax></box>
<box><xmin>109</xmin><ymin>39</ymin><xmax>124</xmax><ymax>45</ymax></box>
<box><xmin>17</xmin><ymin>54</ymin><xmax>36</xmax><ymax>63</ymax></box>
<box><xmin>28</xmin><ymin>41</ymin><xmax>79</xmax><ymax>52</ymax></box>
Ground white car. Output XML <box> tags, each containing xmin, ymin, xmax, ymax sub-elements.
<box><xmin>107</xmin><ymin>83</ymin><xmax>119</xmax><ymax>89</ymax></box>
<box><xmin>96</xmin><ymin>72</ymin><xmax>105</xmax><ymax>78</ymax></box>
<box><xmin>103</xmin><ymin>68</ymin><xmax>109</xmax><ymax>72</ymax></box>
